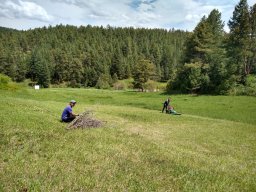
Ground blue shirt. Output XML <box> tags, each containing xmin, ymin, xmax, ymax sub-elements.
<box><xmin>61</xmin><ymin>105</ymin><xmax>72</xmax><ymax>120</ymax></box>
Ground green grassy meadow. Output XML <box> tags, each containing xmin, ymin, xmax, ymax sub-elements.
<box><xmin>0</xmin><ymin>88</ymin><xmax>256</xmax><ymax>191</ymax></box>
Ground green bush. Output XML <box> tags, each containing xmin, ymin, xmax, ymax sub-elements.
<box><xmin>113</xmin><ymin>81</ymin><xmax>126</xmax><ymax>90</ymax></box>
<box><xmin>50</xmin><ymin>82</ymin><xmax>68</xmax><ymax>88</ymax></box>
<box><xmin>228</xmin><ymin>75</ymin><xmax>256</xmax><ymax>96</ymax></box>
<box><xmin>143</xmin><ymin>80</ymin><xmax>157</xmax><ymax>92</ymax></box>
<box><xmin>95</xmin><ymin>75</ymin><xmax>111</xmax><ymax>89</ymax></box>
<box><xmin>245</xmin><ymin>87</ymin><xmax>256</xmax><ymax>96</ymax></box>
<box><xmin>68</xmin><ymin>80</ymin><xmax>81</xmax><ymax>88</ymax></box>
<box><xmin>245</xmin><ymin>75</ymin><xmax>256</xmax><ymax>88</ymax></box>
<box><xmin>167</xmin><ymin>62</ymin><xmax>210</xmax><ymax>94</ymax></box>
<box><xmin>228</xmin><ymin>84</ymin><xmax>245</xmax><ymax>96</ymax></box>
<box><xmin>114</xmin><ymin>78</ymin><xmax>134</xmax><ymax>89</ymax></box>
<box><xmin>0</xmin><ymin>74</ymin><xmax>19</xmax><ymax>90</ymax></box>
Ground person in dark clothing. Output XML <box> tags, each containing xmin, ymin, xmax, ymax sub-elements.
<box><xmin>162</xmin><ymin>98</ymin><xmax>170</xmax><ymax>113</ymax></box>
<box><xmin>61</xmin><ymin>100</ymin><xmax>79</xmax><ymax>122</ymax></box>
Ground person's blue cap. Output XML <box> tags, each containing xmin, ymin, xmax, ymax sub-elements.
<box><xmin>70</xmin><ymin>100</ymin><xmax>76</xmax><ymax>103</ymax></box>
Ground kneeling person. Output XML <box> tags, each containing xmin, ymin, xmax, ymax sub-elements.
<box><xmin>167</xmin><ymin>105</ymin><xmax>181</xmax><ymax>115</ymax></box>
<box><xmin>61</xmin><ymin>100</ymin><xmax>79</xmax><ymax>122</ymax></box>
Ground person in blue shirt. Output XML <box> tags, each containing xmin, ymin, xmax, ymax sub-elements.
<box><xmin>61</xmin><ymin>100</ymin><xmax>79</xmax><ymax>122</ymax></box>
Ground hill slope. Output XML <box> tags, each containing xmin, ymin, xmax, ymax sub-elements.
<box><xmin>0</xmin><ymin>89</ymin><xmax>255</xmax><ymax>191</ymax></box>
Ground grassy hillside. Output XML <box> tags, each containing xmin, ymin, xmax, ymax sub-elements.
<box><xmin>0</xmin><ymin>88</ymin><xmax>256</xmax><ymax>191</ymax></box>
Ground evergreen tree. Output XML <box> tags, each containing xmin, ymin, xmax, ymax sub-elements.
<box><xmin>250</xmin><ymin>4</ymin><xmax>256</xmax><ymax>74</ymax></box>
<box><xmin>15</xmin><ymin>54</ymin><xmax>28</xmax><ymax>82</ymax></box>
<box><xmin>28</xmin><ymin>49</ymin><xmax>50</xmax><ymax>87</ymax></box>
<box><xmin>110</xmin><ymin>50</ymin><xmax>122</xmax><ymax>78</ymax></box>
<box><xmin>69</xmin><ymin>58</ymin><xmax>83</xmax><ymax>87</ymax></box>
<box><xmin>206</xmin><ymin>9</ymin><xmax>226</xmax><ymax>93</ymax></box>
<box><xmin>37</xmin><ymin>57</ymin><xmax>50</xmax><ymax>88</ymax></box>
<box><xmin>175</xmin><ymin>9</ymin><xmax>225</xmax><ymax>93</ymax></box>
<box><xmin>227</xmin><ymin>0</ymin><xmax>251</xmax><ymax>81</ymax></box>
<box><xmin>183</xmin><ymin>16</ymin><xmax>212</xmax><ymax>63</ymax></box>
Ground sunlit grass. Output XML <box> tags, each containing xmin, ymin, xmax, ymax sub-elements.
<box><xmin>0</xmin><ymin>88</ymin><xmax>255</xmax><ymax>191</ymax></box>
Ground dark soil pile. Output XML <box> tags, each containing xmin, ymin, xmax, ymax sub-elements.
<box><xmin>67</xmin><ymin>110</ymin><xmax>103</xmax><ymax>129</ymax></box>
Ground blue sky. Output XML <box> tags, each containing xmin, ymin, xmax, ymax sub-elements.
<box><xmin>0</xmin><ymin>0</ymin><xmax>255</xmax><ymax>31</ymax></box>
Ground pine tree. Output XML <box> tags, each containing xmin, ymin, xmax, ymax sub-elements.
<box><xmin>15</xmin><ymin>53</ymin><xmax>28</xmax><ymax>82</ymax></box>
<box><xmin>227</xmin><ymin>0</ymin><xmax>251</xmax><ymax>81</ymax></box>
<box><xmin>183</xmin><ymin>16</ymin><xmax>212</xmax><ymax>63</ymax></box>
<box><xmin>178</xmin><ymin>9</ymin><xmax>225</xmax><ymax>93</ymax></box>
<box><xmin>206</xmin><ymin>9</ymin><xmax>226</xmax><ymax>93</ymax></box>
<box><xmin>37</xmin><ymin>57</ymin><xmax>50</xmax><ymax>88</ymax></box>
<box><xmin>69</xmin><ymin>58</ymin><xmax>83</xmax><ymax>87</ymax></box>
<box><xmin>28</xmin><ymin>49</ymin><xmax>50</xmax><ymax>87</ymax></box>
<box><xmin>250</xmin><ymin>4</ymin><xmax>256</xmax><ymax>74</ymax></box>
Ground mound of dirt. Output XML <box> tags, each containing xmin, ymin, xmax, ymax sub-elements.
<box><xmin>67</xmin><ymin>110</ymin><xmax>103</xmax><ymax>129</ymax></box>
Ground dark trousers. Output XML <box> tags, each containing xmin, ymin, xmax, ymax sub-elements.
<box><xmin>62</xmin><ymin>116</ymin><xmax>75</xmax><ymax>122</ymax></box>
<box><xmin>162</xmin><ymin>104</ymin><xmax>168</xmax><ymax>113</ymax></box>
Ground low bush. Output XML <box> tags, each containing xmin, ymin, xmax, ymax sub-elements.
<box><xmin>228</xmin><ymin>75</ymin><xmax>256</xmax><ymax>96</ymax></box>
<box><xmin>113</xmin><ymin>81</ymin><xmax>126</xmax><ymax>90</ymax></box>
<box><xmin>143</xmin><ymin>80</ymin><xmax>157</xmax><ymax>92</ymax></box>
<box><xmin>0</xmin><ymin>74</ymin><xmax>20</xmax><ymax>90</ymax></box>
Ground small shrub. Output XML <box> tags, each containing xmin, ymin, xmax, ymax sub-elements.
<box><xmin>156</xmin><ymin>82</ymin><xmax>167</xmax><ymax>91</ymax></box>
<box><xmin>143</xmin><ymin>80</ymin><xmax>157</xmax><ymax>92</ymax></box>
<box><xmin>50</xmin><ymin>82</ymin><xmax>68</xmax><ymax>88</ymax></box>
<box><xmin>95</xmin><ymin>75</ymin><xmax>110</xmax><ymax>89</ymax></box>
<box><xmin>245</xmin><ymin>87</ymin><xmax>256</xmax><ymax>96</ymax></box>
<box><xmin>228</xmin><ymin>75</ymin><xmax>256</xmax><ymax>96</ymax></box>
<box><xmin>245</xmin><ymin>75</ymin><xmax>256</xmax><ymax>88</ymax></box>
<box><xmin>113</xmin><ymin>81</ymin><xmax>126</xmax><ymax>90</ymax></box>
<box><xmin>228</xmin><ymin>84</ymin><xmax>245</xmax><ymax>96</ymax></box>
<box><xmin>68</xmin><ymin>80</ymin><xmax>81</xmax><ymax>88</ymax></box>
<box><xmin>0</xmin><ymin>74</ymin><xmax>19</xmax><ymax>90</ymax></box>
<box><xmin>0</xmin><ymin>73</ymin><xmax>11</xmax><ymax>86</ymax></box>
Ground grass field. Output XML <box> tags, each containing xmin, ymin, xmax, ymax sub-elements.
<box><xmin>0</xmin><ymin>88</ymin><xmax>256</xmax><ymax>191</ymax></box>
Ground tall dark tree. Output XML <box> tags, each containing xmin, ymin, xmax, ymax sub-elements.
<box><xmin>68</xmin><ymin>57</ymin><xmax>83</xmax><ymax>87</ymax></box>
<box><xmin>173</xmin><ymin>9</ymin><xmax>225</xmax><ymax>93</ymax></box>
<box><xmin>249</xmin><ymin>4</ymin><xmax>256</xmax><ymax>74</ymax></box>
<box><xmin>183</xmin><ymin>16</ymin><xmax>212</xmax><ymax>63</ymax></box>
<box><xmin>227</xmin><ymin>0</ymin><xmax>251</xmax><ymax>81</ymax></box>
<box><xmin>37</xmin><ymin>57</ymin><xmax>50</xmax><ymax>88</ymax></box>
<box><xmin>28</xmin><ymin>49</ymin><xmax>50</xmax><ymax>87</ymax></box>
<box><xmin>15</xmin><ymin>53</ymin><xmax>28</xmax><ymax>82</ymax></box>
<box><xmin>205</xmin><ymin>9</ymin><xmax>226</xmax><ymax>92</ymax></box>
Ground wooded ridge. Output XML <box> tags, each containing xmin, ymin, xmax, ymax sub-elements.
<box><xmin>0</xmin><ymin>0</ymin><xmax>255</xmax><ymax>95</ymax></box>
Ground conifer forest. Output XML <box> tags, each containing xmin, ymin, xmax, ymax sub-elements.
<box><xmin>0</xmin><ymin>0</ymin><xmax>255</xmax><ymax>95</ymax></box>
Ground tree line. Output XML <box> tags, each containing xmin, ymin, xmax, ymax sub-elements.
<box><xmin>0</xmin><ymin>0</ymin><xmax>255</xmax><ymax>95</ymax></box>
<box><xmin>0</xmin><ymin>24</ymin><xmax>187</xmax><ymax>88</ymax></box>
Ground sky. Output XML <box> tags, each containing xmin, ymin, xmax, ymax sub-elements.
<box><xmin>0</xmin><ymin>0</ymin><xmax>255</xmax><ymax>31</ymax></box>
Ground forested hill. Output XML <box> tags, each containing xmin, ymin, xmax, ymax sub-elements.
<box><xmin>0</xmin><ymin>26</ymin><xmax>18</xmax><ymax>32</ymax></box>
<box><xmin>0</xmin><ymin>25</ymin><xmax>188</xmax><ymax>87</ymax></box>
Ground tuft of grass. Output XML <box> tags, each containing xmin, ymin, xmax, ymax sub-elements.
<box><xmin>0</xmin><ymin>88</ymin><xmax>255</xmax><ymax>191</ymax></box>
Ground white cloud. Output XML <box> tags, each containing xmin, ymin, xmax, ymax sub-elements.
<box><xmin>0</xmin><ymin>0</ymin><xmax>53</xmax><ymax>22</ymax></box>
<box><xmin>0</xmin><ymin>0</ymin><xmax>255</xmax><ymax>30</ymax></box>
